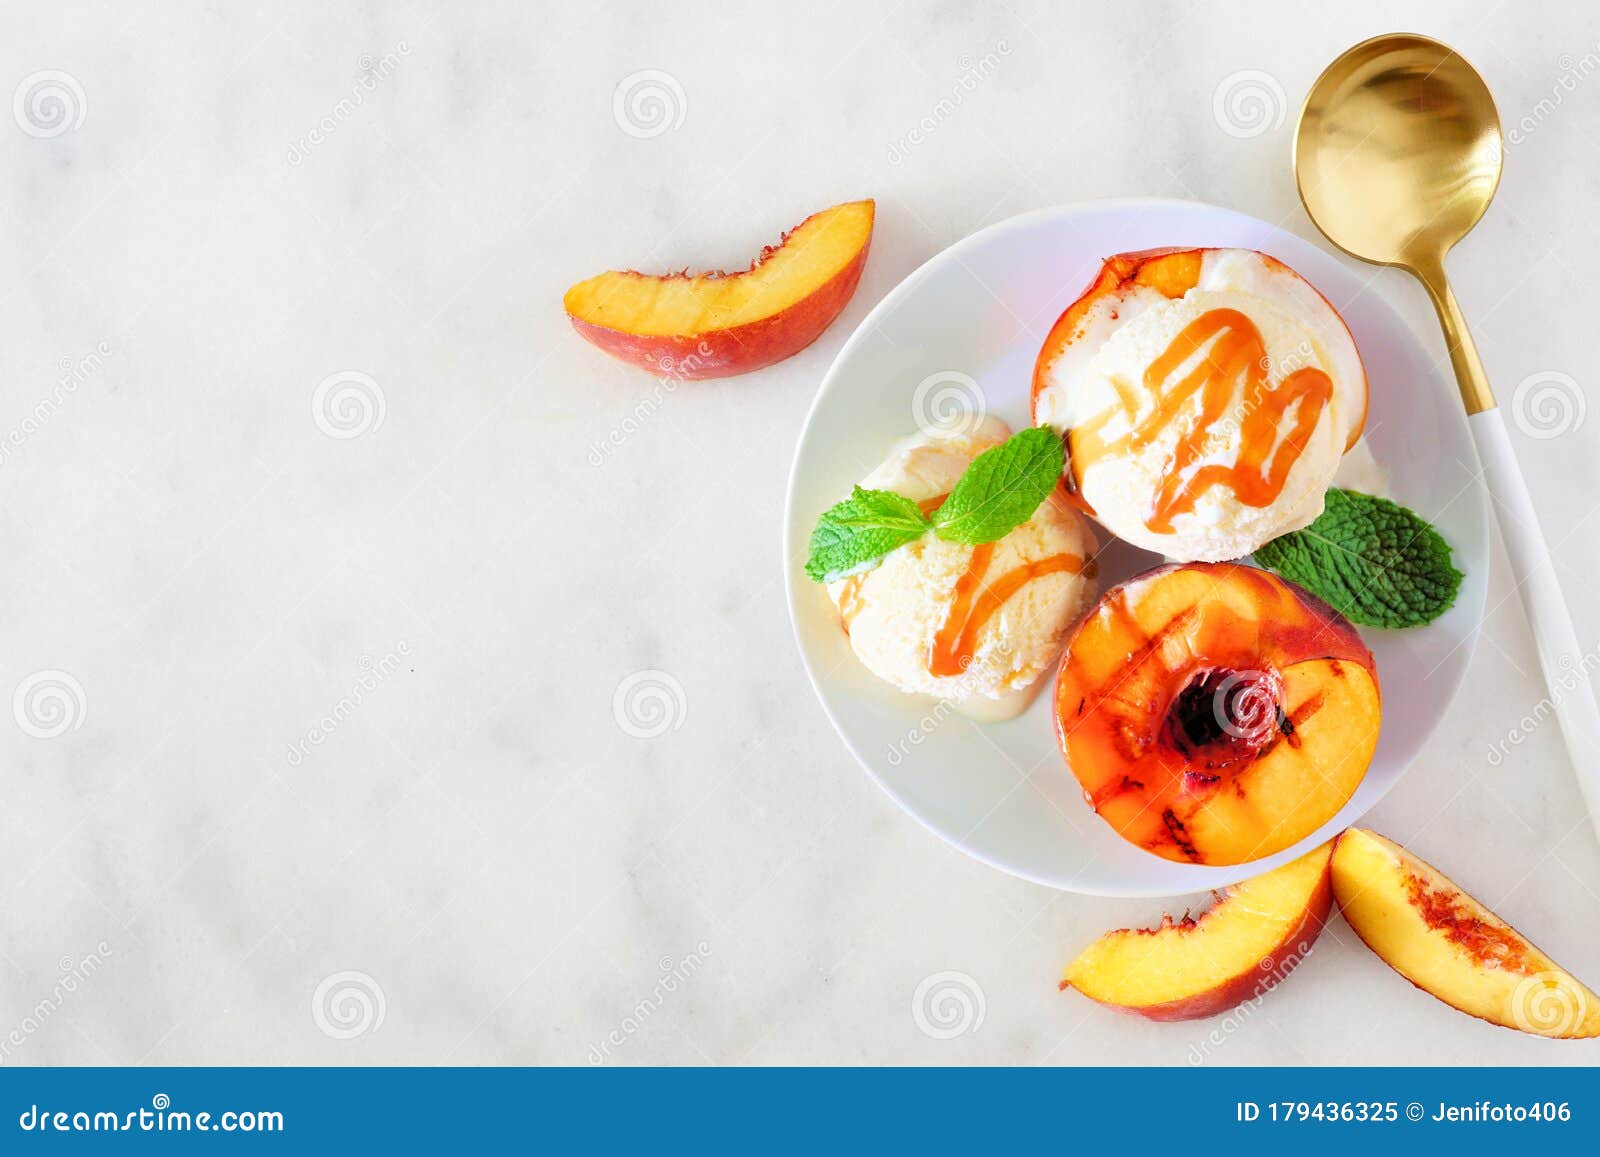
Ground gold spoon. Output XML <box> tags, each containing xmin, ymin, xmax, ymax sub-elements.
<box><xmin>1296</xmin><ymin>33</ymin><xmax>1600</xmax><ymax>836</ymax></box>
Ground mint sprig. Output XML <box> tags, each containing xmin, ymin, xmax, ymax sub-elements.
<box><xmin>804</xmin><ymin>427</ymin><xmax>1065</xmax><ymax>584</ymax></box>
<box><xmin>805</xmin><ymin>486</ymin><xmax>932</xmax><ymax>583</ymax></box>
<box><xmin>1253</xmin><ymin>488</ymin><xmax>1462</xmax><ymax>628</ymax></box>
<box><xmin>930</xmin><ymin>426</ymin><xmax>1065</xmax><ymax>545</ymax></box>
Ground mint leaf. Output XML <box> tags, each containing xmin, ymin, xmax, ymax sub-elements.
<box><xmin>1253</xmin><ymin>488</ymin><xmax>1463</xmax><ymax>628</ymax></box>
<box><xmin>930</xmin><ymin>426</ymin><xmax>1064</xmax><ymax>545</ymax></box>
<box><xmin>805</xmin><ymin>486</ymin><xmax>931</xmax><ymax>583</ymax></box>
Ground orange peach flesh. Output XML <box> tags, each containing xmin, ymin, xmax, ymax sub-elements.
<box><xmin>563</xmin><ymin>200</ymin><xmax>874</xmax><ymax>378</ymax></box>
<box><xmin>1056</xmin><ymin>564</ymin><xmax>1379</xmax><ymax>866</ymax></box>
<box><xmin>1062</xmin><ymin>841</ymin><xmax>1333</xmax><ymax>1021</ymax></box>
<box><xmin>1332</xmin><ymin>829</ymin><xmax>1600</xmax><ymax>1038</ymax></box>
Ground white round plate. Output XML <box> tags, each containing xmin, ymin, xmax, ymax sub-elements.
<box><xmin>784</xmin><ymin>198</ymin><xmax>1489</xmax><ymax>897</ymax></box>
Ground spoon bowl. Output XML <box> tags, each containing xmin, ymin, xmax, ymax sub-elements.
<box><xmin>1295</xmin><ymin>34</ymin><xmax>1502</xmax><ymax>271</ymax></box>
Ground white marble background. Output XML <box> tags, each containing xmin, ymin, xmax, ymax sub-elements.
<box><xmin>0</xmin><ymin>0</ymin><xmax>1597</xmax><ymax>1066</ymax></box>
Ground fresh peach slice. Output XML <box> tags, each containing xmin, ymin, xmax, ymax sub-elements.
<box><xmin>1062</xmin><ymin>841</ymin><xmax>1334</xmax><ymax>1021</ymax></box>
<box><xmin>1332</xmin><ymin>829</ymin><xmax>1600</xmax><ymax>1038</ymax></box>
<box><xmin>564</xmin><ymin>199</ymin><xmax>874</xmax><ymax>379</ymax></box>
<box><xmin>1056</xmin><ymin>563</ymin><xmax>1380</xmax><ymax>866</ymax></box>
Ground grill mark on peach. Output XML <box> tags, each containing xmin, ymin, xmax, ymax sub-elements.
<box><xmin>1070</xmin><ymin>596</ymin><xmax>1202</xmax><ymax>693</ymax></box>
<box><xmin>1089</xmin><ymin>774</ymin><xmax>1147</xmax><ymax>808</ymax></box>
<box><xmin>1159</xmin><ymin>808</ymin><xmax>1201</xmax><ymax>861</ymax></box>
<box><xmin>1281</xmin><ymin>689</ymin><xmax>1327</xmax><ymax>750</ymax></box>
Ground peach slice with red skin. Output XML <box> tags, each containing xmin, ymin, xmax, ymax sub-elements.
<box><xmin>1056</xmin><ymin>563</ymin><xmax>1380</xmax><ymax>866</ymax></box>
<box><xmin>1332</xmin><ymin>829</ymin><xmax>1600</xmax><ymax>1038</ymax></box>
<box><xmin>1030</xmin><ymin>247</ymin><xmax>1368</xmax><ymax>511</ymax></box>
<box><xmin>564</xmin><ymin>199</ymin><xmax>874</xmax><ymax>379</ymax></box>
<box><xmin>1061</xmin><ymin>840</ymin><xmax>1334</xmax><ymax>1021</ymax></box>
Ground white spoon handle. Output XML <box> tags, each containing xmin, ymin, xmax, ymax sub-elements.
<box><xmin>1469</xmin><ymin>408</ymin><xmax>1600</xmax><ymax>837</ymax></box>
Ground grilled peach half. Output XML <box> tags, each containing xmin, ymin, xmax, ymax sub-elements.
<box><xmin>1055</xmin><ymin>563</ymin><xmax>1380</xmax><ymax>866</ymax></box>
<box><xmin>1062</xmin><ymin>840</ymin><xmax>1334</xmax><ymax>1020</ymax></box>
<box><xmin>1332</xmin><ymin>829</ymin><xmax>1600</xmax><ymax>1038</ymax></box>
<box><xmin>564</xmin><ymin>199</ymin><xmax>873</xmax><ymax>379</ymax></box>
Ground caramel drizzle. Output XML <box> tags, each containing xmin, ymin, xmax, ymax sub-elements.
<box><xmin>1074</xmin><ymin>308</ymin><xmax>1332</xmax><ymax>533</ymax></box>
<box><xmin>927</xmin><ymin>544</ymin><xmax>1084</xmax><ymax>677</ymax></box>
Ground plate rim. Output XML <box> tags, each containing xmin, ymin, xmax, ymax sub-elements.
<box><xmin>782</xmin><ymin>195</ymin><xmax>1487</xmax><ymax>897</ymax></box>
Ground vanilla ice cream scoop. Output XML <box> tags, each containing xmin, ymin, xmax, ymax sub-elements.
<box><xmin>1033</xmin><ymin>248</ymin><xmax>1368</xmax><ymax>562</ymax></box>
<box><xmin>825</xmin><ymin>417</ymin><xmax>1098</xmax><ymax>720</ymax></box>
